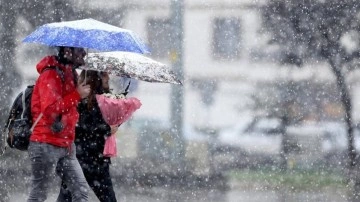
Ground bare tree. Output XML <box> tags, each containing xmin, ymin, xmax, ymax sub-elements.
<box><xmin>261</xmin><ymin>0</ymin><xmax>360</xmax><ymax>175</ymax></box>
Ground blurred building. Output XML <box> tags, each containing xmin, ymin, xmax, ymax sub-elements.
<box><xmin>94</xmin><ymin>0</ymin><xmax>360</xmax><ymax>126</ymax></box>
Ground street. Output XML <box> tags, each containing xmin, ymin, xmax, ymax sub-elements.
<box><xmin>8</xmin><ymin>179</ymin><xmax>348</xmax><ymax>202</ymax></box>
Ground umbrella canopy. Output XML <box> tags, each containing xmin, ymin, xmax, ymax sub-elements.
<box><xmin>23</xmin><ymin>18</ymin><xmax>149</xmax><ymax>53</ymax></box>
<box><xmin>83</xmin><ymin>51</ymin><xmax>182</xmax><ymax>85</ymax></box>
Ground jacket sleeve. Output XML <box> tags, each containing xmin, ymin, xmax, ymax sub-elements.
<box><xmin>38</xmin><ymin>70</ymin><xmax>81</xmax><ymax>120</ymax></box>
<box><xmin>91</xmin><ymin>103</ymin><xmax>112</xmax><ymax>137</ymax></box>
<box><xmin>76</xmin><ymin>101</ymin><xmax>112</xmax><ymax>137</ymax></box>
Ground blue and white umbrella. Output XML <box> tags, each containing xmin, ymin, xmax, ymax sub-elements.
<box><xmin>23</xmin><ymin>18</ymin><xmax>150</xmax><ymax>54</ymax></box>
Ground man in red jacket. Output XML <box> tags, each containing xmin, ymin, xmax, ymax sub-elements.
<box><xmin>27</xmin><ymin>47</ymin><xmax>91</xmax><ymax>202</ymax></box>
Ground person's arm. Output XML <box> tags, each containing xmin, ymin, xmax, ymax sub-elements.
<box><xmin>91</xmin><ymin>104</ymin><xmax>112</xmax><ymax>137</ymax></box>
<box><xmin>38</xmin><ymin>70</ymin><xmax>80</xmax><ymax>121</ymax></box>
<box><xmin>76</xmin><ymin>101</ymin><xmax>112</xmax><ymax>137</ymax></box>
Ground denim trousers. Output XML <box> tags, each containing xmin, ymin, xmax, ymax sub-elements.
<box><xmin>27</xmin><ymin>142</ymin><xmax>89</xmax><ymax>202</ymax></box>
<box><xmin>58</xmin><ymin>161</ymin><xmax>117</xmax><ymax>202</ymax></box>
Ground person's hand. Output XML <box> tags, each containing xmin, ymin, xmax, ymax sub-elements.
<box><xmin>77</xmin><ymin>81</ymin><xmax>90</xmax><ymax>99</ymax></box>
<box><xmin>110</xmin><ymin>125</ymin><xmax>119</xmax><ymax>134</ymax></box>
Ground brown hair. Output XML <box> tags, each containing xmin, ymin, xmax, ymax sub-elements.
<box><xmin>79</xmin><ymin>70</ymin><xmax>111</xmax><ymax>109</ymax></box>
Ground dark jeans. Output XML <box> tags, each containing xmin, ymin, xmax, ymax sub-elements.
<box><xmin>57</xmin><ymin>161</ymin><xmax>117</xmax><ymax>202</ymax></box>
<box><xmin>27</xmin><ymin>142</ymin><xmax>89</xmax><ymax>202</ymax></box>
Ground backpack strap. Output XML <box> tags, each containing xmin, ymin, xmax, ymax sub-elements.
<box><xmin>42</xmin><ymin>66</ymin><xmax>65</xmax><ymax>83</ymax></box>
<box><xmin>30</xmin><ymin>113</ymin><xmax>43</xmax><ymax>132</ymax></box>
<box><xmin>20</xmin><ymin>88</ymin><xmax>26</xmax><ymax>119</ymax></box>
<box><xmin>55</xmin><ymin>66</ymin><xmax>65</xmax><ymax>83</ymax></box>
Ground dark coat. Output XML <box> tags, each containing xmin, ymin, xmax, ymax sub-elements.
<box><xmin>75</xmin><ymin>98</ymin><xmax>111</xmax><ymax>165</ymax></box>
<box><xmin>60</xmin><ymin>97</ymin><xmax>117</xmax><ymax>202</ymax></box>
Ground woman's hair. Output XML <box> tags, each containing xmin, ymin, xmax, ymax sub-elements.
<box><xmin>79</xmin><ymin>70</ymin><xmax>111</xmax><ymax>109</ymax></box>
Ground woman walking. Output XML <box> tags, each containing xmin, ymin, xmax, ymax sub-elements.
<box><xmin>57</xmin><ymin>70</ymin><xmax>117</xmax><ymax>202</ymax></box>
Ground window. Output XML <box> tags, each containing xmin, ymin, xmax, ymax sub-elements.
<box><xmin>147</xmin><ymin>18</ymin><xmax>172</xmax><ymax>58</ymax></box>
<box><xmin>212</xmin><ymin>18</ymin><xmax>242</xmax><ymax>60</ymax></box>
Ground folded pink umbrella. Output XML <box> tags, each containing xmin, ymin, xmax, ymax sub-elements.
<box><xmin>96</xmin><ymin>94</ymin><xmax>142</xmax><ymax>157</ymax></box>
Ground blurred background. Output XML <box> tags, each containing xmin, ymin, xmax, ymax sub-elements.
<box><xmin>2</xmin><ymin>0</ymin><xmax>360</xmax><ymax>201</ymax></box>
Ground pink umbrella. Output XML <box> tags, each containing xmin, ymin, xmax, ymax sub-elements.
<box><xmin>96</xmin><ymin>94</ymin><xmax>142</xmax><ymax>157</ymax></box>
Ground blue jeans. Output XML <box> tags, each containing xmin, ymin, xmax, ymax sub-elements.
<box><xmin>27</xmin><ymin>142</ymin><xmax>89</xmax><ymax>202</ymax></box>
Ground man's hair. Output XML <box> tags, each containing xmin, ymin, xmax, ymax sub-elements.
<box><xmin>56</xmin><ymin>46</ymin><xmax>74</xmax><ymax>64</ymax></box>
<box><xmin>57</xmin><ymin>46</ymin><xmax>74</xmax><ymax>56</ymax></box>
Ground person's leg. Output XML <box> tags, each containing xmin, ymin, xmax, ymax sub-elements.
<box><xmin>90</xmin><ymin>163</ymin><xmax>117</xmax><ymax>202</ymax></box>
<box><xmin>57</xmin><ymin>144</ymin><xmax>89</xmax><ymax>202</ymax></box>
<box><xmin>27</xmin><ymin>142</ymin><xmax>61</xmax><ymax>202</ymax></box>
<box><xmin>56</xmin><ymin>181</ymin><xmax>72</xmax><ymax>202</ymax></box>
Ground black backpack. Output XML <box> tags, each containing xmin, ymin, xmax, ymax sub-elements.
<box><xmin>2</xmin><ymin>66</ymin><xmax>64</xmax><ymax>151</ymax></box>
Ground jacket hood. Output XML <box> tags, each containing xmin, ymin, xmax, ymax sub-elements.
<box><xmin>36</xmin><ymin>56</ymin><xmax>66</xmax><ymax>74</ymax></box>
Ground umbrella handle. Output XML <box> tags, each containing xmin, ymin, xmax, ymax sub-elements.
<box><xmin>125</xmin><ymin>80</ymin><xmax>131</xmax><ymax>92</ymax></box>
<box><xmin>122</xmin><ymin>80</ymin><xmax>131</xmax><ymax>96</ymax></box>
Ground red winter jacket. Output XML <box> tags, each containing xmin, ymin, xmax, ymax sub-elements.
<box><xmin>30</xmin><ymin>56</ymin><xmax>81</xmax><ymax>147</ymax></box>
